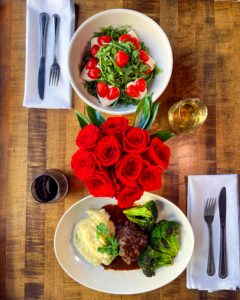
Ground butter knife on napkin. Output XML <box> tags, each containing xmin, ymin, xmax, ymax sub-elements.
<box><xmin>219</xmin><ymin>187</ymin><xmax>227</xmax><ymax>279</ymax></box>
<box><xmin>187</xmin><ymin>175</ymin><xmax>240</xmax><ymax>292</ymax></box>
<box><xmin>38</xmin><ymin>13</ymin><xmax>49</xmax><ymax>100</ymax></box>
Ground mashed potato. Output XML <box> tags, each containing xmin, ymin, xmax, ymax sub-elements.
<box><xmin>73</xmin><ymin>209</ymin><xmax>115</xmax><ymax>266</ymax></box>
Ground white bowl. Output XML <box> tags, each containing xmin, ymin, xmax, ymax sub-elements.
<box><xmin>54</xmin><ymin>193</ymin><xmax>194</xmax><ymax>294</ymax></box>
<box><xmin>67</xmin><ymin>9</ymin><xmax>173</xmax><ymax>115</ymax></box>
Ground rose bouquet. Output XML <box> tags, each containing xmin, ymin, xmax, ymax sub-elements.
<box><xmin>71</xmin><ymin>94</ymin><xmax>176</xmax><ymax>208</ymax></box>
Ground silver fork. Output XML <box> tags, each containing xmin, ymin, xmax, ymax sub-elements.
<box><xmin>204</xmin><ymin>198</ymin><xmax>216</xmax><ymax>276</ymax></box>
<box><xmin>49</xmin><ymin>14</ymin><xmax>60</xmax><ymax>86</ymax></box>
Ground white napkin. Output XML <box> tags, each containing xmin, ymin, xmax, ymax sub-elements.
<box><xmin>187</xmin><ymin>174</ymin><xmax>240</xmax><ymax>292</ymax></box>
<box><xmin>23</xmin><ymin>0</ymin><xmax>75</xmax><ymax>109</ymax></box>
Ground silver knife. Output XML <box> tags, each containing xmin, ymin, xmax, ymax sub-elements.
<box><xmin>38</xmin><ymin>13</ymin><xmax>49</xmax><ymax>100</ymax></box>
<box><xmin>219</xmin><ymin>186</ymin><xmax>227</xmax><ymax>278</ymax></box>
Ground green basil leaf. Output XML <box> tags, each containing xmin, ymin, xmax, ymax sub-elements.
<box><xmin>144</xmin><ymin>102</ymin><xmax>160</xmax><ymax>131</ymax></box>
<box><xmin>75</xmin><ymin>110</ymin><xmax>91</xmax><ymax>129</ymax></box>
<box><xmin>86</xmin><ymin>105</ymin><xmax>105</xmax><ymax>128</ymax></box>
<box><xmin>133</xmin><ymin>94</ymin><xmax>151</xmax><ymax>129</ymax></box>
<box><xmin>150</xmin><ymin>131</ymin><xmax>177</xmax><ymax>142</ymax></box>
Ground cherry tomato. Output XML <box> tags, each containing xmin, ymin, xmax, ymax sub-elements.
<box><xmin>97</xmin><ymin>35</ymin><xmax>111</xmax><ymax>46</ymax></box>
<box><xmin>136</xmin><ymin>78</ymin><xmax>146</xmax><ymax>92</ymax></box>
<box><xmin>91</xmin><ymin>44</ymin><xmax>100</xmax><ymax>57</ymax></box>
<box><xmin>86</xmin><ymin>58</ymin><xmax>98</xmax><ymax>69</ymax></box>
<box><xmin>87</xmin><ymin>67</ymin><xmax>101</xmax><ymax>79</ymax></box>
<box><xmin>139</xmin><ymin>50</ymin><xmax>149</xmax><ymax>62</ymax></box>
<box><xmin>96</xmin><ymin>82</ymin><xmax>109</xmax><ymax>98</ymax></box>
<box><xmin>143</xmin><ymin>63</ymin><xmax>152</xmax><ymax>74</ymax></box>
<box><xmin>116</xmin><ymin>51</ymin><xmax>129</xmax><ymax>67</ymax></box>
<box><xmin>131</xmin><ymin>37</ymin><xmax>140</xmax><ymax>50</ymax></box>
<box><xmin>119</xmin><ymin>34</ymin><xmax>132</xmax><ymax>43</ymax></box>
<box><xmin>126</xmin><ymin>85</ymin><xmax>140</xmax><ymax>98</ymax></box>
<box><xmin>107</xmin><ymin>87</ymin><xmax>120</xmax><ymax>100</ymax></box>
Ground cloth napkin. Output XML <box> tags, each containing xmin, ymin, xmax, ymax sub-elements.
<box><xmin>23</xmin><ymin>0</ymin><xmax>75</xmax><ymax>109</ymax></box>
<box><xmin>187</xmin><ymin>174</ymin><xmax>240</xmax><ymax>292</ymax></box>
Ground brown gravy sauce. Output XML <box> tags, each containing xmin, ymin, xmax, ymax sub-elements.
<box><xmin>101</xmin><ymin>204</ymin><xmax>140</xmax><ymax>271</ymax></box>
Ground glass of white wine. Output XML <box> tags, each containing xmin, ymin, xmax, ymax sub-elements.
<box><xmin>168</xmin><ymin>98</ymin><xmax>208</xmax><ymax>134</ymax></box>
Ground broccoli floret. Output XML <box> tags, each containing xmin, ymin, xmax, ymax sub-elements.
<box><xmin>142</xmin><ymin>266</ymin><xmax>155</xmax><ymax>277</ymax></box>
<box><xmin>137</xmin><ymin>245</ymin><xmax>155</xmax><ymax>268</ymax></box>
<box><xmin>123</xmin><ymin>200</ymin><xmax>158</xmax><ymax>233</ymax></box>
<box><xmin>151</xmin><ymin>253</ymin><xmax>172</xmax><ymax>269</ymax></box>
<box><xmin>137</xmin><ymin>245</ymin><xmax>173</xmax><ymax>277</ymax></box>
<box><xmin>149</xmin><ymin>220</ymin><xmax>180</xmax><ymax>256</ymax></box>
<box><xmin>158</xmin><ymin>220</ymin><xmax>179</xmax><ymax>253</ymax></box>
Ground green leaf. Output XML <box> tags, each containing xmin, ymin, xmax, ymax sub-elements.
<box><xmin>105</xmin><ymin>235</ymin><xmax>112</xmax><ymax>245</ymax></box>
<box><xmin>148</xmin><ymin>92</ymin><xmax>154</xmax><ymax>110</ymax></box>
<box><xmin>97</xmin><ymin>246</ymin><xmax>108</xmax><ymax>254</ymax></box>
<box><xmin>75</xmin><ymin>110</ymin><xmax>91</xmax><ymax>129</ymax></box>
<box><xmin>150</xmin><ymin>131</ymin><xmax>177</xmax><ymax>142</ymax></box>
<box><xmin>133</xmin><ymin>94</ymin><xmax>151</xmax><ymax>129</ymax></box>
<box><xmin>86</xmin><ymin>105</ymin><xmax>106</xmax><ymax>129</ymax></box>
<box><xmin>96</xmin><ymin>223</ymin><xmax>109</xmax><ymax>239</ymax></box>
<box><xmin>144</xmin><ymin>102</ymin><xmax>160</xmax><ymax>131</ymax></box>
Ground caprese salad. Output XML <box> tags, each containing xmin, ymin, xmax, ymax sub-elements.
<box><xmin>79</xmin><ymin>26</ymin><xmax>161</xmax><ymax>108</ymax></box>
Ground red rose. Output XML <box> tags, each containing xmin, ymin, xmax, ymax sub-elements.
<box><xmin>94</xmin><ymin>136</ymin><xmax>122</xmax><ymax>166</ymax></box>
<box><xmin>76</xmin><ymin>123</ymin><xmax>103</xmax><ymax>150</ymax></box>
<box><xmin>138</xmin><ymin>165</ymin><xmax>163</xmax><ymax>191</ymax></box>
<box><xmin>115</xmin><ymin>181</ymin><xmax>144</xmax><ymax>208</ymax></box>
<box><xmin>84</xmin><ymin>167</ymin><xmax>115</xmax><ymax>198</ymax></box>
<box><xmin>141</xmin><ymin>137</ymin><xmax>170</xmax><ymax>169</ymax></box>
<box><xmin>115</xmin><ymin>154</ymin><xmax>143</xmax><ymax>187</ymax></box>
<box><xmin>71</xmin><ymin>149</ymin><xmax>101</xmax><ymax>181</ymax></box>
<box><xmin>100</xmin><ymin>117</ymin><xmax>129</xmax><ymax>143</ymax></box>
<box><xmin>123</xmin><ymin>127</ymin><xmax>150</xmax><ymax>154</ymax></box>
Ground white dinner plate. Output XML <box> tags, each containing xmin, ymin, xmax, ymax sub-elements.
<box><xmin>54</xmin><ymin>192</ymin><xmax>194</xmax><ymax>294</ymax></box>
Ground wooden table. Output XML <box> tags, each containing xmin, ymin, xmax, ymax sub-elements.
<box><xmin>1</xmin><ymin>0</ymin><xmax>240</xmax><ymax>299</ymax></box>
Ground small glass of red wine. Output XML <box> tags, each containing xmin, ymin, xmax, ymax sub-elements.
<box><xmin>31</xmin><ymin>169</ymin><xmax>68</xmax><ymax>203</ymax></box>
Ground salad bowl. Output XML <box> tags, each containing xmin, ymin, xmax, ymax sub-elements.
<box><xmin>67</xmin><ymin>9</ymin><xmax>173</xmax><ymax>115</ymax></box>
<box><xmin>54</xmin><ymin>192</ymin><xmax>194</xmax><ymax>294</ymax></box>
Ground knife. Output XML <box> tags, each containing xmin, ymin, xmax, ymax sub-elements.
<box><xmin>38</xmin><ymin>13</ymin><xmax>49</xmax><ymax>100</ymax></box>
<box><xmin>219</xmin><ymin>186</ymin><xmax>227</xmax><ymax>279</ymax></box>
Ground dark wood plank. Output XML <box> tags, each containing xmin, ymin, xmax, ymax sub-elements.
<box><xmin>0</xmin><ymin>1</ymin><xmax>12</xmax><ymax>299</ymax></box>
<box><xmin>25</xmin><ymin>109</ymin><xmax>47</xmax><ymax>300</ymax></box>
<box><xmin>5</xmin><ymin>0</ymin><xmax>28</xmax><ymax>297</ymax></box>
<box><xmin>157</xmin><ymin>0</ymin><xmax>179</xmax><ymax>208</ymax></box>
<box><xmin>44</xmin><ymin>110</ymin><xmax>67</xmax><ymax>299</ymax></box>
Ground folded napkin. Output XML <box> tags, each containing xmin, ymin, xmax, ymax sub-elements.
<box><xmin>23</xmin><ymin>0</ymin><xmax>75</xmax><ymax>109</ymax></box>
<box><xmin>187</xmin><ymin>174</ymin><xmax>240</xmax><ymax>292</ymax></box>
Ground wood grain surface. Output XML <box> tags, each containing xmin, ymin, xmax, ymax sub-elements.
<box><xmin>0</xmin><ymin>0</ymin><xmax>240</xmax><ymax>299</ymax></box>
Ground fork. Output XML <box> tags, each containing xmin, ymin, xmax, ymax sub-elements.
<box><xmin>204</xmin><ymin>198</ymin><xmax>216</xmax><ymax>276</ymax></box>
<box><xmin>49</xmin><ymin>14</ymin><xmax>60</xmax><ymax>86</ymax></box>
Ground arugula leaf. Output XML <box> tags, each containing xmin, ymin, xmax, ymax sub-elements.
<box><xmin>96</xmin><ymin>223</ymin><xmax>120</xmax><ymax>259</ymax></box>
<box><xmin>86</xmin><ymin>105</ymin><xmax>106</xmax><ymax>128</ymax></box>
<box><xmin>154</xmin><ymin>64</ymin><xmax>162</xmax><ymax>74</ymax></box>
<box><xmin>75</xmin><ymin>110</ymin><xmax>91</xmax><ymax>129</ymax></box>
<box><xmin>140</xmin><ymin>42</ymin><xmax>149</xmax><ymax>53</ymax></box>
<box><xmin>150</xmin><ymin>131</ymin><xmax>177</xmax><ymax>142</ymax></box>
<box><xmin>93</xmin><ymin>25</ymin><xmax>131</xmax><ymax>41</ymax></box>
<box><xmin>84</xmin><ymin>81</ymin><xmax>98</xmax><ymax>98</ymax></box>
